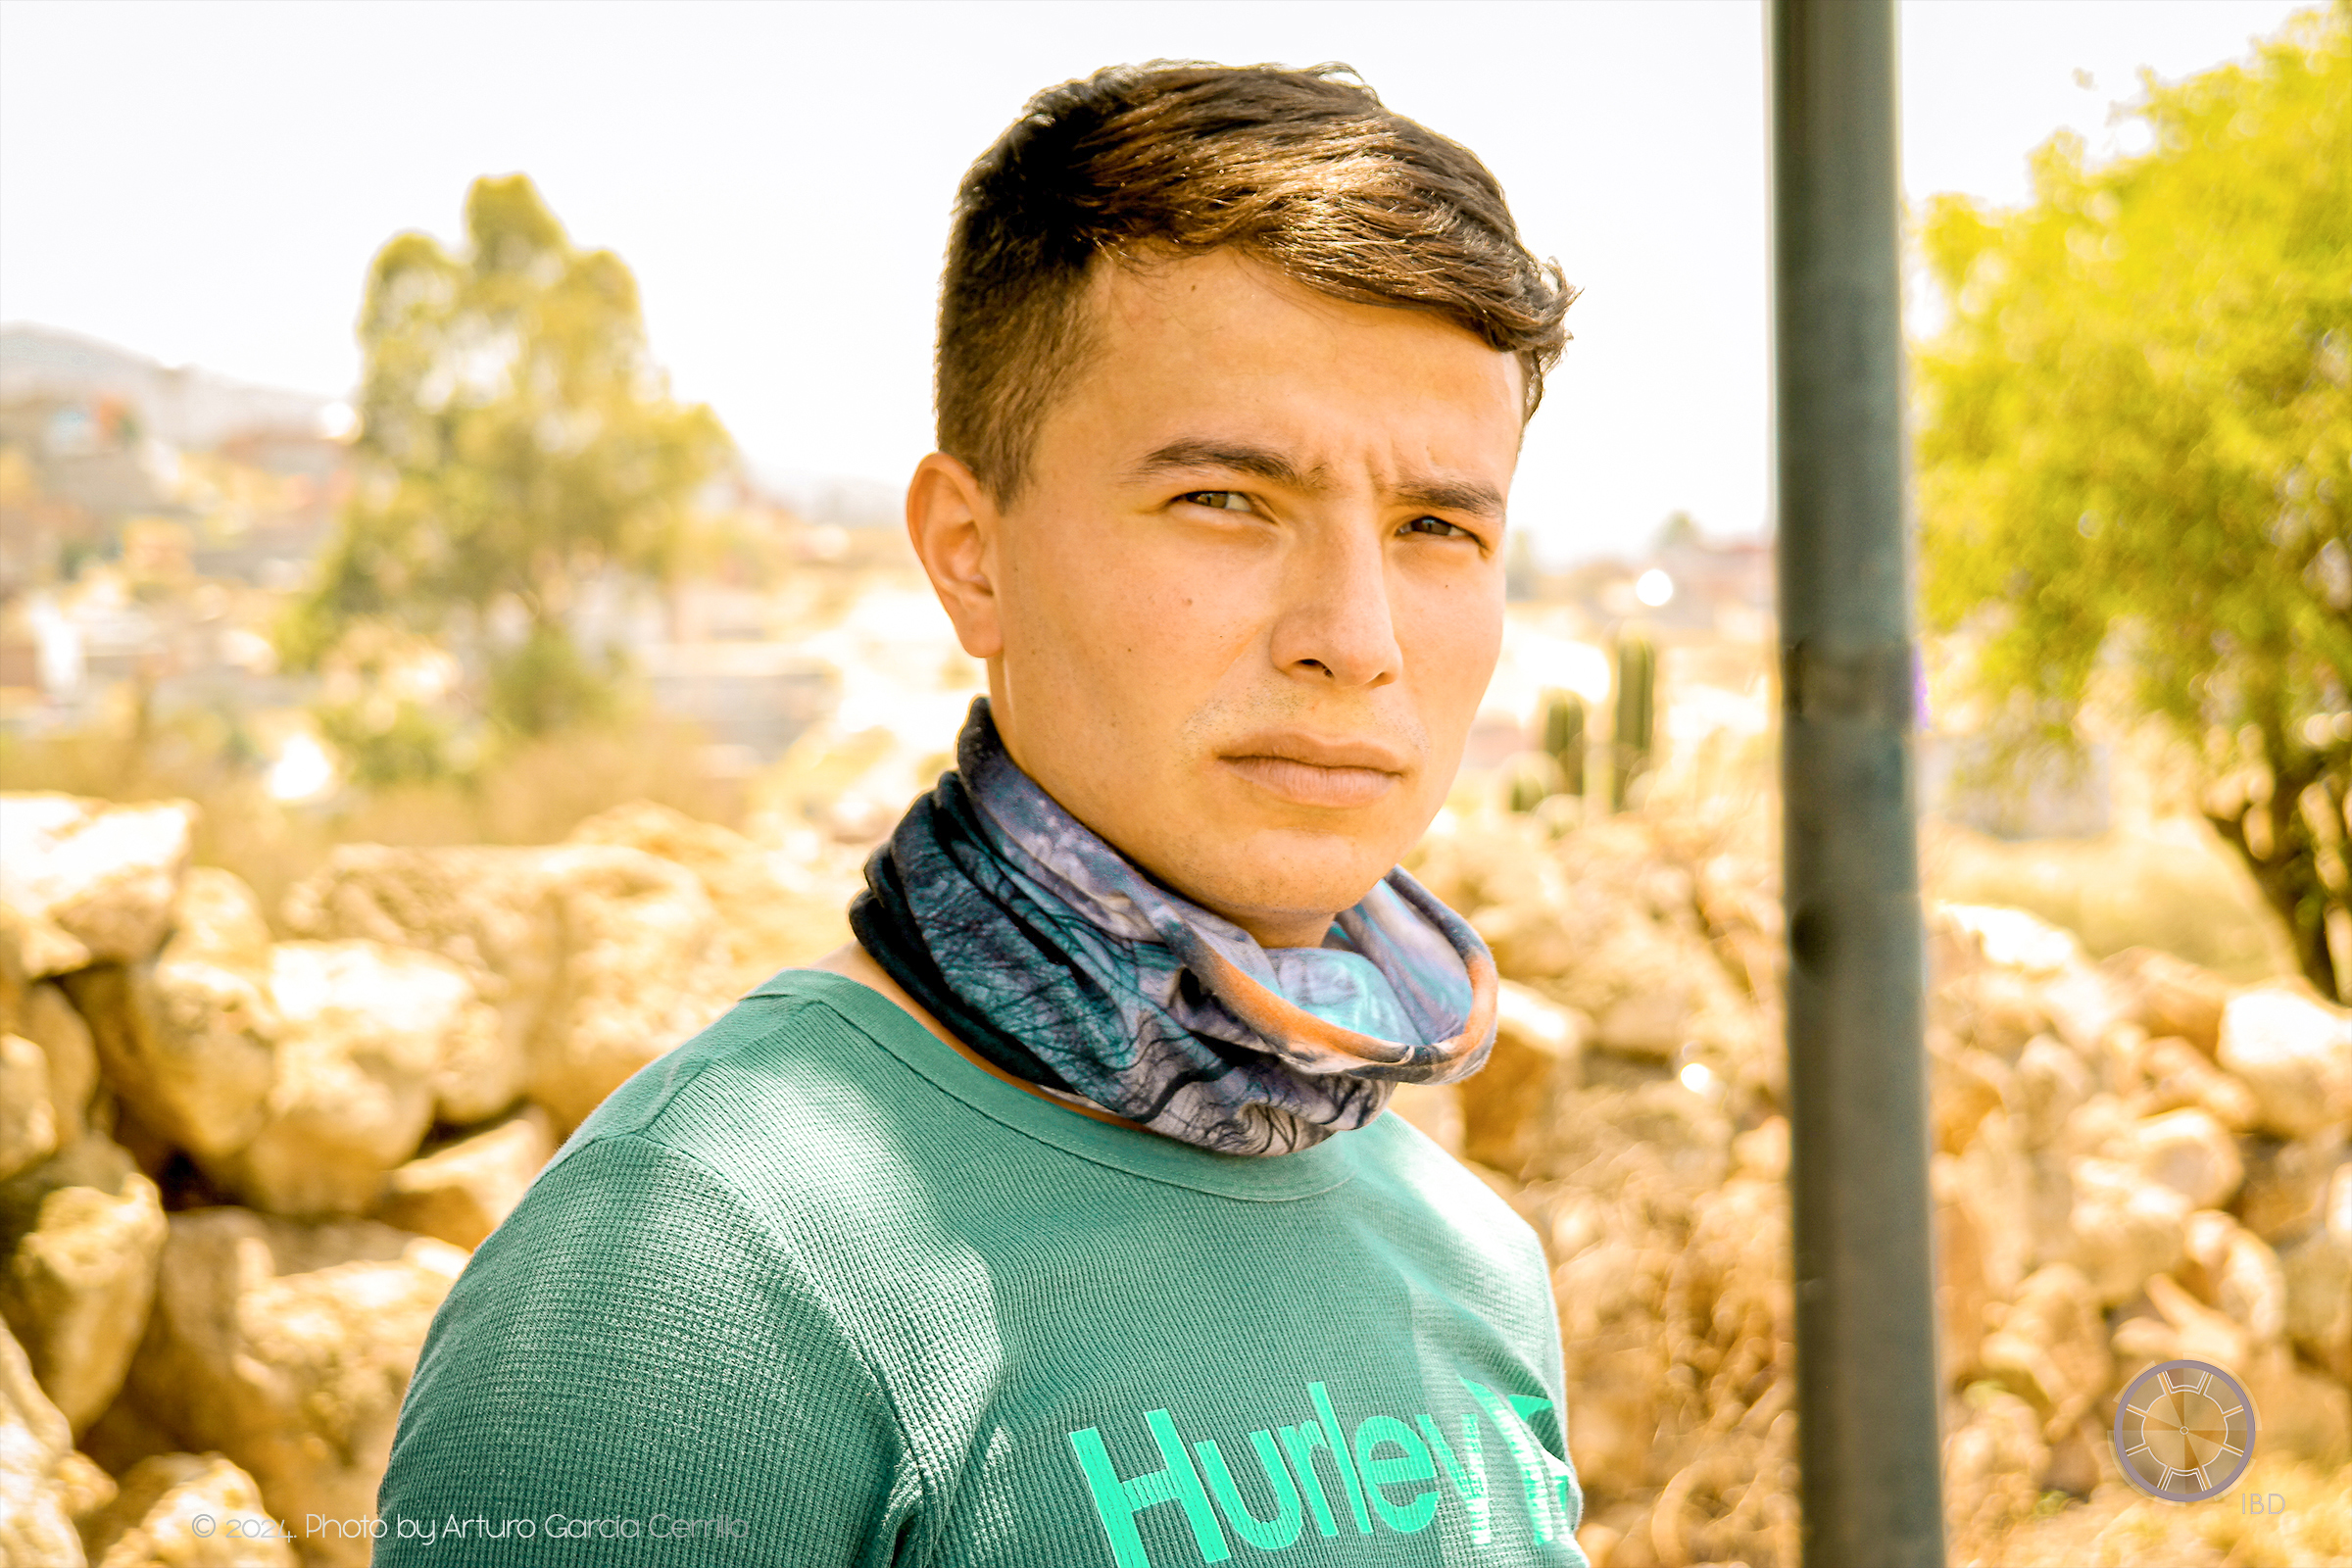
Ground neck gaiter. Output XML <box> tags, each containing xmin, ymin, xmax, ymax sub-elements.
<box><xmin>847</xmin><ymin>698</ymin><xmax>1497</xmax><ymax>1155</ymax></box>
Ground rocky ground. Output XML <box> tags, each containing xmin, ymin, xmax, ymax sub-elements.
<box><xmin>1</xmin><ymin>788</ymin><xmax>2346</xmax><ymax>1567</ymax></box>
<box><xmin>1399</xmin><ymin>807</ymin><xmax>2352</xmax><ymax>1568</ymax></box>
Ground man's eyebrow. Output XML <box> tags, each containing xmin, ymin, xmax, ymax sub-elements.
<box><xmin>1124</xmin><ymin>439</ymin><xmax>1325</xmax><ymax>491</ymax></box>
<box><xmin>1125</xmin><ymin>438</ymin><xmax>1504</xmax><ymax>519</ymax></box>
<box><xmin>1392</xmin><ymin>476</ymin><xmax>1506</xmax><ymax>520</ymax></box>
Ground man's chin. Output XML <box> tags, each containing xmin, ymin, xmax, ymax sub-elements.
<box><xmin>1147</xmin><ymin>829</ymin><xmax>1400</xmax><ymax>941</ymax></box>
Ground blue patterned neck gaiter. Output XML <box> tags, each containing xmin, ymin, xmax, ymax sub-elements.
<box><xmin>848</xmin><ymin>698</ymin><xmax>1498</xmax><ymax>1155</ymax></box>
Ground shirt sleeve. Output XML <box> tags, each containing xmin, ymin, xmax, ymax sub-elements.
<box><xmin>372</xmin><ymin>1131</ymin><xmax>921</xmax><ymax>1566</ymax></box>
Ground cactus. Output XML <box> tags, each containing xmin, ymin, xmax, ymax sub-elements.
<box><xmin>1612</xmin><ymin>636</ymin><xmax>1656</xmax><ymax>810</ymax></box>
<box><xmin>1539</xmin><ymin>688</ymin><xmax>1587</xmax><ymax>800</ymax></box>
<box><xmin>1502</xmin><ymin>753</ymin><xmax>1562</xmax><ymax>814</ymax></box>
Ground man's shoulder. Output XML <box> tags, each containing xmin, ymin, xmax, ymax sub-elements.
<box><xmin>1343</xmin><ymin>1108</ymin><xmax>1553</xmax><ymax>1289</ymax></box>
<box><xmin>539</xmin><ymin>967</ymin><xmax>957</xmax><ymax>1206</ymax></box>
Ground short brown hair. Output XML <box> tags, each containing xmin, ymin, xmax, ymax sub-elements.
<box><xmin>936</xmin><ymin>62</ymin><xmax>1577</xmax><ymax>502</ymax></box>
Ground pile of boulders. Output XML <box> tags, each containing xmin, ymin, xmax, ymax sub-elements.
<box><xmin>6</xmin><ymin>789</ymin><xmax>2345</xmax><ymax>1567</ymax></box>
<box><xmin>1400</xmin><ymin>808</ymin><xmax>2352</xmax><ymax>1568</ymax></box>
<box><xmin>0</xmin><ymin>792</ymin><xmax>841</xmax><ymax>1568</ymax></box>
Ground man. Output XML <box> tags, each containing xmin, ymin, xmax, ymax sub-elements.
<box><xmin>376</xmin><ymin>61</ymin><xmax>1584</xmax><ymax>1566</ymax></box>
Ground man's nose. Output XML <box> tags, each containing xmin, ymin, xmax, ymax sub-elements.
<box><xmin>1268</xmin><ymin>521</ymin><xmax>1402</xmax><ymax>688</ymax></box>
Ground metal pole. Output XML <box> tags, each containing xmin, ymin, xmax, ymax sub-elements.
<box><xmin>1769</xmin><ymin>2</ymin><xmax>1947</xmax><ymax>1565</ymax></box>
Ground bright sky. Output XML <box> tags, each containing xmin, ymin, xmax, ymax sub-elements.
<box><xmin>0</xmin><ymin>0</ymin><xmax>2312</xmax><ymax>562</ymax></box>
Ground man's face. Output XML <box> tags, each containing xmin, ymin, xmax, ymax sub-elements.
<box><xmin>914</xmin><ymin>248</ymin><xmax>1523</xmax><ymax>948</ymax></box>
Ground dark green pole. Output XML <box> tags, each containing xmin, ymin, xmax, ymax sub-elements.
<box><xmin>1769</xmin><ymin>2</ymin><xmax>1947</xmax><ymax>1564</ymax></box>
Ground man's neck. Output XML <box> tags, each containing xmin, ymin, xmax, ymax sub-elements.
<box><xmin>806</xmin><ymin>943</ymin><xmax>1154</xmax><ymax>1134</ymax></box>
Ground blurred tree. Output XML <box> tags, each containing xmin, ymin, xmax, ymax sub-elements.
<box><xmin>281</xmin><ymin>174</ymin><xmax>731</xmax><ymax>757</ymax></box>
<box><xmin>1916</xmin><ymin>3</ymin><xmax>2352</xmax><ymax>1000</ymax></box>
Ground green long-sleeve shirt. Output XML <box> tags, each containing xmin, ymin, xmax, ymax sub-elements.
<box><xmin>373</xmin><ymin>968</ymin><xmax>1587</xmax><ymax>1566</ymax></box>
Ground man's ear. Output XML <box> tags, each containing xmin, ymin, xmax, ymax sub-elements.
<box><xmin>906</xmin><ymin>451</ymin><xmax>1004</xmax><ymax>660</ymax></box>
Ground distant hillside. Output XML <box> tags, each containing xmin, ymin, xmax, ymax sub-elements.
<box><xmin>0</xmin><ymin>322</ymin><xmax>335</xmax><ymax>448</ymax></box>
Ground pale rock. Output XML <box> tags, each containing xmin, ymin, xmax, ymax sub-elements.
<box><xmin>223</xmin><ymin>941</ymin><xmax>502</xmax><ymax>1217</ymax></box>
<box><xmin>0</xmin><ymin>908</ymin><xmax>25</xmax><ymax>1037</ymax></box>
<box><xmin>69</xmin><ymin>869</ymin><xmax>286</xmax><ymax>1165</ymax></box>
<box><xmin>372</xmin><ymin>1105</ymin><xmax>555</xmax><ymax>1250</ymax></box>
<box><xmin>2093</xmin><ymin>1020</ymin><xmax>2146</xmax><ymax>1101</ymax></box>
<box><xmin>0</xmin><ymin>1317</ymin><xmax>83</xmax><ymax>1568</ymax></box>
<box><xmin>568</xmin><ymin>801</ymin><xmax>852</xmax><ymax>987</ymax></box>
<box><xmin>1733</xmin><ymin>1115</ymin><xmax>1790</xmax><ymax>1182</ymax></box>
<box><xmin>55</xmin><ymin>1447</ymin><xmax>114</xmax><ymax>1526</ymax></box>
<box><xmin>1560</xmin><ymin>1348</ymin><xmax>1665</xmax><ymax>1502</ymax></box>
<box><xmin>118</xmin><ymin>1208</ymin><xmax>466</xmax><ymax>1568</ymax></box>
<box><xmin>2112</xmin><ymin>1272</ymin><xmax>2248</xmax><ymax>1376</ymax></box>
<box><xmin>1558</xmin><ymin>1080</ymin><xmax>1734</xmax><ymax>1199</ymax></box>
<box><xmin>2035</xmin><ymin>964</ymin><xmax>2128</xmax><ymax>1057</ymax></box>
<box><xmin>1978</xmin><ymin>1262</ymin><xmax>2112</xmax><ymax>1439</ymax></box>
<box><xmin>1555</xmin><ymin>1231</ymin><xmax>1673</xmax><ymax>1496</ymax></box>
<box><xmin>0</xmin><ymin>795</ymin><xmax>194</xmax><ymax>978</ymax></box>
<box><xmin>1932</xmin><ymin>1154</ymin><xmax>1993</xmax><ymax>1386</ymax></box>
<box><xmin>0</xmin><ymin>1137</ymin><xmax>166</xmax><ymax>1433</ymax></box>
<box><xmin>1941</xmin><ymin>1386</ymin><xmax>2048</xmax><ymax>1546</ymax></box>
<box><xmin>2056</xmin><ymin>1092</ymin><xmax>2136</xmax><ymax>1162</ymax></box>
<box><xmin>1929</xmin><ymin>1038</ymin><xmax>2008</xmax><ymax>1156</ymax></box>
<box><xmin>2038</xmin><ymin>1417</ymin><xmax>2106</xmax><ymax>1498</ymax></box>
<box><xmin>1692</xmin><ymin>852</ymin><xmax>1783</xmax><ymax>1004</ymax></box>
<box><xmin>2103</xmin><ymin>947</ymin><xmax>2230</xmax><ymax>1057</ymax></box>
<box><xmin>81</xmin><ymin>1451</ymin><xmax>296</xmax><ymax>1568</ymax></box>
<box><xmin>0</xmin><ymin>1036</ymin><xmax>55</xmax><ymax>1182</ymax></box>
<box><xmin>2065</xmin><ymin>1156</ymin><xmax>2190</xmax><ymax>1305</ymax></box>
<box><xmin>1544</xmin><ymin>1192</ymin><xmax>1612</xmax><ymax>1262</ymax></box>
<box><xmin>20</xmin><ymin>984</ymin><xmax>99</xmax><ymax>1152</ymax></box>
<box><xmin>282</xmin><ymin>843</ymin><xmax>735</xmax><ymax>1131</ymax></box>
<box><xmin>1460</xmin><ymin>981</ymin><xmax>1582</xmax><ymax>1172</ymax></box>
<box><xmin>2008</xmin><ymin>1036</ymin><xmax>2091</xmax><ymax>1150</ymax></box>
<box><xmin>2234</xmin><ymin>1129</ymin><xmax>2347</xmax><ymax>1244</ymax></box>
<box><xmin>2108</xmin><ymin>1107</ymin><xmax>2243</xmax><ymax>1210</ymax></box>
<box><xmin>65</xmin><ymin>956</ymin><xmax>276</xmax><ymax>1166</ymax></box>
<box><xmin>1932</xmin><ymin>905</ymin><xmax>2120</xmax><ymax>1060</ymax></box>
<box><xmin>2027</xmin><ymin>1140</ymin><xmax>2084</xmax><ymax>1273</ymax></box>
<box><xmin>2239</xmin><ymin>1341</ymin><xmax>2351</xmax><ymax>1464</ymax></box>
<box><xmin>520</xmin><ymin>846</ymin><xmax>738</xmax><ymax>1128</ymax></box>
<box><xmin>1954</xmin><ymin>1113</ymin><xmax>2044</xmax><ymax>1296</ymax></box>
<box><xmin>1936</xmin><ymin>964</ymin><xmax>2056</xmax><ymax>1059</ymax></box>
<box><xmin>2329</xmin><ymin>1156</ymin><xmax>2350</xmax><ymax>1248</ymax></box>
<box><xmin>164</xmin><ymin>867</ymin><xmax>272</xmax><ymax>976</ymax></box>
<box><xmin>2278</xmin><ymin>1163</ymin><xmax>2351</xmax><ymax>1383</ymax></box>
<box><xmin>280</xmin><ymin>844</ymin><xmax>556</xmax><ymax>1086</ymax></box>
<box><xmin>2133</xmin><ymin>1034</ymin><xmax>2261</xmax><ymax>1131</ymax></box>
<box><xmin>1939</xmin><ymin>905</ymin><xmax>2082</xmax><ymax>976</ymax></box>
<box><xmin>2215</xmin><ymin>988</ymin><xmax>2352</xmax><ymax>1140</ymax></box>
<box><xmin>1466</xmin><ymin>826</ymin><xmax>1753</xmax><ymax>1069</ymax></box>
<box><xmin>2179</xmin><ymin>1209</ymin><xmax>2287</xmax><ymax>1347</ymax></box>
<box><xmin>1486</xmin><ymin>910</ymin><xmax>1690</xmax><ymax>1057</ymax></box>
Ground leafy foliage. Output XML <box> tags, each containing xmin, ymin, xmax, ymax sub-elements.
<box><xmin>281</xmin><ymin>174</ymin><xmax>731</xmax><ymax>754</ymax></box>
<box><xmin>1916</xmin><ymin>3</ymin><xmax>2352</xmax><ymax>998</ymax></box>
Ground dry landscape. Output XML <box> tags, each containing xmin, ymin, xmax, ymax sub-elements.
<box><xmin>1</xmin><ymin>776</ymin><xmax>2346</xmax><ymax>1568</ymax></box>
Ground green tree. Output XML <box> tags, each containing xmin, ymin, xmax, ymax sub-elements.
<box><xmin>282</xmin><ymin>174</ymin><xmax>731</xmax><ymax>758</ymax></box>
<box><xmin>1916</xmin><ymin>3</ymin><xmax>2352</xmax><ymax>1000</ymax></box>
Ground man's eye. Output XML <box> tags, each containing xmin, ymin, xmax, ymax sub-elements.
<box><xmin>1400</xmin><ymin>515</ymin><xmax>1473</xmax><ymax>540</ymax></box>
<box><xmin>1178</xmin><ymin>490</ymin><xmax>1256</xmax><ymax>514</ymax></box>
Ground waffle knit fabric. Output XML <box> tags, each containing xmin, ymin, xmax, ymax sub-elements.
<box><xmin>372</xmin><ymin>969</ymin><xmax>1587</xmax><ymax>1567</ymax></box>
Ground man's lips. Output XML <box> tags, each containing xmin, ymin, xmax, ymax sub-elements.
<box><xmin>1215</xmin><ymin>731</ymin><xmax>1412</xmax><ymax>809</ymax></box>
